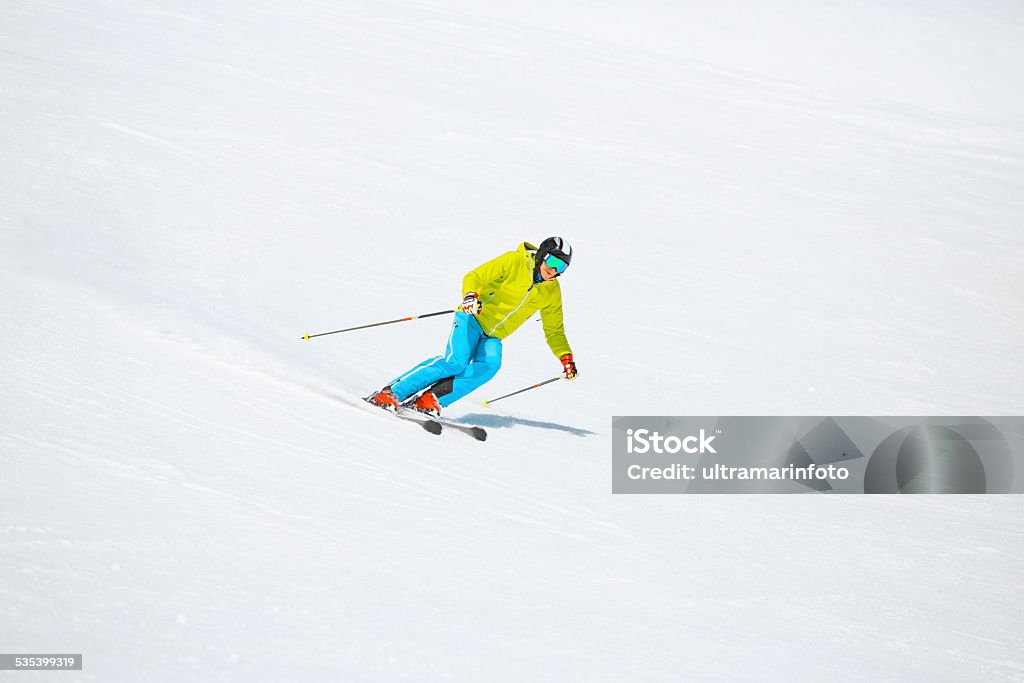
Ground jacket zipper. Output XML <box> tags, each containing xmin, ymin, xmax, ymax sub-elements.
<box><xmin>488</xmin><ymin>283</ymin><xmax>534</xmax><ymax>336</ymax></box>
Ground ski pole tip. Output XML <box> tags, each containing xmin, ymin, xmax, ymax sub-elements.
<box><xmin>482</xmin><ymin>400</ymin><xmax>490</xmax><ymax>408</ymax></box>
<box><xmin>303</xmin><ymin>334</ymin><xmax>310</xmax><ymax>341</ymax></box>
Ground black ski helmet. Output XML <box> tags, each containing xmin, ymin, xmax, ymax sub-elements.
<box><xmin>535</xmin><ymin>236</ymin><xmax>573</xmax><ymax>278</ymax></box>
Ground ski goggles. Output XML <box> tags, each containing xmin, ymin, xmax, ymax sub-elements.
<box><xmin>543</xmin><ymin>253</ymin><xmax>569</xmax><ymax>274</ymax></box>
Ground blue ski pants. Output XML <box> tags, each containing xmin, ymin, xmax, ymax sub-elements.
<box><xmin>389</xmin><ymin>312</ymin><xmax>502</xmax><ymax>407</ymax></box>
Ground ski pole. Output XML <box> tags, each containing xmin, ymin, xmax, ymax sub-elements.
<box><xmin>482</xmin><ymin>376</ymin><xmax>562</xmax><ymax>407</ymax></box>
<box><xmin>302</xmin><ymin>309</ymin><xmax>454</xmax><ymax>341</ymax></box>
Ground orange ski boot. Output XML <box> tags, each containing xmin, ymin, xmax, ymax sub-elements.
<box><xmin>369</xmin><ymin>387</ymin><xmax>400</xmax><ymax>412</ymax></box>
<box><xmin>412</xmin><ymin>391</ymin><xmax>441</xmax><ymax>418</ymax></box>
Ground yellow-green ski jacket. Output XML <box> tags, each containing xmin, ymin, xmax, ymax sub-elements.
<box><xmin>460</xmin><ymin>242</ymin><xmax>572</xmax><ymax>358</ymax></box>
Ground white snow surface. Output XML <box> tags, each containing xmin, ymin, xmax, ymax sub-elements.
<box><xmin>2</xmin><ymin>1</ymin><xmax>1023</xmax><ymax>680</ymax></box>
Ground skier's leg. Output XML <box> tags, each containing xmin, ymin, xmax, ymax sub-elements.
<box><xmin>388</xmin><ymin>312</ymin><xmax>482</xmax><ymax>402</ymax></box>
<box><xmin>438</xmin><ymin>336</ymin><xmax>502</xmax><ymax>407</ymax></box>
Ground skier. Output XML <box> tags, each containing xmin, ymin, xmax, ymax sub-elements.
<box><xmin>369</xmin><ymin>237</ymin><xmax>578</xmax><ymax>417</ymax></box>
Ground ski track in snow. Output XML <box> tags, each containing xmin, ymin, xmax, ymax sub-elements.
<box><xmin>2</xmin><ymin>0</ymin><xmax>1024</xmax><ymax>680</ymax></box>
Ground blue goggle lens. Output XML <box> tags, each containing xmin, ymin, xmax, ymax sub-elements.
<box><xmin>544</xmin><ymin>254</ymin><xmax>568</xmax><ymax>274</ymax></box>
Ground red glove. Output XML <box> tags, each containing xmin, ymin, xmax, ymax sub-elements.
<box><xmin>560</xmin><ymin>353</ymin><xmax>578</xmax><ymax>380</ymax></box>
<box><xmin>461</xmin><ymin>292</ymin><xmax>481</xmax><ymax>315</ymax></box>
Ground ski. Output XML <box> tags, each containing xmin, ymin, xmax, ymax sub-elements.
<box><xmin>399</xmin><ymin>397</ymin><xmax>488</xmax><ymax>441</ymax></box>
<box><xmin>363</xmin><ymin>395</ymin><xmax>487</xmax><ymax>441</ymax></box>
<box><xmin>433</xmin><ymin>416</ymin><xmax>487</xmax><ymax>441</ymax></box>
<box><xmin>363</xmin><ymin>396</ymin><xmax>442</xmax><ymax>435</ymax></box>
<box><xmin>398</xmin><ymin>409</ymin><xmax>444</xmax><ymax>435</ymax></box>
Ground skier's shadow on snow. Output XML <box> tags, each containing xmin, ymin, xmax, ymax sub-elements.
<box><xmin>455</xmin><ymin>413</ymin><xmax>595</xmax><ymax>437</ymax></box>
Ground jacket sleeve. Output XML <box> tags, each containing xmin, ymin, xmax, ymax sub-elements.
<box><xmin>540</xmin><ymin>289</ymin><xmax>573</xmax><ymax>358</ymax></box>
<box><xmin>462</xmin><ymin>251</ymin><xmax>517</xmax><ymax>297</ymax></box>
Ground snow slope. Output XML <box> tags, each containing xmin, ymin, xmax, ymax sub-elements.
<box><xmin>2</xmin><ymin>0</ymin><xmax>1023</xmax><ymax>680</ymax></box>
